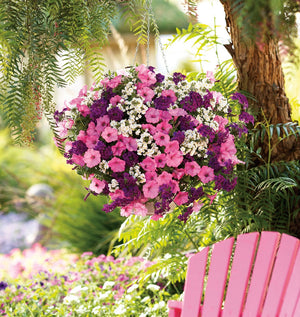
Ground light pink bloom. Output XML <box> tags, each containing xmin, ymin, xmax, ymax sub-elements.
<box><xmin>89</xmin><ymin>178</ymin><xmax>105</xmax><ymax>194</ymax></box>
<box><xmin>138</xmin><ymin>70</ymin><xmax>156</xmax><ymax>86</ymax></box>
<box><xmin>69</xmin><ymin>96</ymin><xmax>84</xmax><ymax>106</ymax></box>
<box><xmin>157</xmin><ymin>171</ymin><xmax>173</xmax><ymax>185</ymax></box>
<box><xmin>120</xmin><ymin>205</ymin><xmax>132</xmax><ymax>217</ymax></box>
<box><xmin>108</xmin><ymin>157</ymin><xmax>126</xmax><ymax>172</ymax></box>
<box><xmin>169</xmin><ymin>108</ymin><xmax>187</xmax><ymax>118</ymax></box>
<box><xmin>137</xmin><ymin>87</ymin><xmax>155</xmax><ymax>102</ymax></box>
<box><xmin>208</xmin><ymin>193</ymin><xmax>217</xmax><ymax>205</ymax></box>
<box><xmin>193</xmin><ymin>201</ymin><xmax>204</xmax><ymax>213</ymax></box>
<box><xmin>101</xmin><ymin>77</ymin><xmax>109</xmax><ymax>87</ymax></box>
<box><xmin>96</xmin><ymin>115</ymin><xmax>110</xmax><ymax>134</ymax></box>
<box><xmin>166</xmin><ymin>151</ymin><xmax>183</xmax><ymax>167</ymax></box>
<box><xmin>145</xmin><ymin>108</ymin><xmax>161</xmax><ymax>124</ymax></box>
<box><xmin>174</xmin><ymin>191</ymin><xmax>189</xmax><ymax>206</ymax></box>
<box><xmin>57</xmin><ymin>121</ymin><xmax>68</xmax><ymax>138</ymax></box>
<box><xmin>143</xmin><ymin>181</ymin><xmax>159</xmax><ymax>199</ymax></box>
<box><xmin>65</xmin><ymin>141</ymin><xmax>73</xmax><ymax>152</ymax></box>
<box><xmin>141</xmin><ymin>124</ymin><xmax>156</xmax><ymax>135</ymax></box>
<box><xmin>132</xmin><ymin>202</ymin><xmax>148</xmax><ymax>217</ymax></box>
<box><xmin>220</xmin><ymin>135</ymin><xmax>236</xmax><ymax>156</ymax></box>
<box><xmin>172</xmin><ymin>168</ymin><xmax>185</xmax><ymax>180</ymax></box>
<box><xmin>112</xmin><ymin>141</ymin><xmax>126</xmax><ymax>156</ymax></box>
<box><xmin>83</xmin><ymin>149</ymin><xmax>101</xmax><ymax>168</ymax></box>
<box><xmin>206</xmin><ymin>70</ymin><xmax>216</xmax><ymax>83</ymax></box>
<box><xmin>154</xmin><ymin>154</ymin><xmax>167</xmax><ymax>168</ymax></box>
<box><xmin>86</xmin><ymin>135</ymin><xmax>99</xmax><ymax>149</ymax></box>
<box><xmin>87</xmin><ymin>122</ymin><xmax>98</xmax><ymax>136</ymax></box>
<box><xmin>78</xmin><ymin>85</ymin><xmax>87</xmax><ymax>97</ymax></box>
<box><xmin>145</xmin><ymin>171</ymin><xmax>158</xmax><ymax>182</ymax></box>
<box><xmin>123</xmin><ymin>137</ymin><xmax>137</xmax><ymax>151</ymax></box>
<box><xmin>185</xmin><ymin>161</ymin><xmax>201</xmax><ymax>177</ymax></box>
<box><xmin>151</xmin><ymin>214</ymin><xmax>163</xmax><ymax>221</ymax></box>
<box><xmin>159</xmin><ymin>110</ymin><xmax>172</xmax><ymax>121</ymax></box>
<box><xmin>214</xmin><ymin>115</ymin><xmax>228</xmax><ymax>132</ymax></box>
<box><xmin>169</xmin><ymin>179</ymin><xmax>180</xmax><ymax>193</ymax></box>
<box><xmin>108</xmin><ymin>75</ymin><xmax>122</xmax><ymax>88</ymax></box>
<box><xmin>102</xmin><ymin>127</ymin><xmax>118</xmax><ymax>143</ymax></box>
<box><xmin>156</xmin><ymin>121</ymin><xmax>172</xmax><ymax>134</ymax></box>
<box><xmin>110</xmin><ymin>189</ymin><xmax>125</xmax><ymax>200</ymax></box>
<box><xmin>135</xmin><ymin>64</ymin><xmax>148</xmax><ymax>73</ymax></box>
<box><xmin>140</xmin><ymin>157</ymin><xmax>156</xmax><ymax>172</ymax></box>
<box><xmin>161</xmin><ymin>89</ymin><xmax>177</xmax><ymax>103</ymax></box>
<box><xmin>77</xmin><ymin>104</ymin><xmax>90</xmax><ymax>117</ymax></box>
<box><xmin>65</xmin><ymin>118</ymin><xmax>74</xmax><ymax>129</ymax></box>
<box><xmin>110</xmin><ymin>95</ymin><xmax>123</xmax><ymax>106</ymax></box>
<box><xmin>77</xmin><ymin>130</ymin><xmax>87</xmax><ymax>143</ymax></box>
<box><xmin>72</xmin><ymin>154</ymin><xmax>85</xmax><ymax>166</ymax></box>
<box><xmin>154</xmin><ymin>132</ymin><xmax>170</xmax><ymax>147</ymax></box>
<box><xmin>212</xmin><ymin>91</ymin><xmax>223</xmax><ymax>104</ymax></box>
<box><xmin>198</xmin><ymin>166</ymin><xmax>215</xmax><ymax>184</ymax></box>
<box><xmin>165</xmin><ymin>140</ymin><xmax>179</xmax><ymax>154</ymax></box>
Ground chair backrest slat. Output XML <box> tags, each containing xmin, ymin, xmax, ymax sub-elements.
<box><xmin>222</xmin><ymin>232</ymin><xmax>259</xmax><ymax>317</ymax></box>
<box><xmin>261</xmin><ymin>234</ymin><xmax>299</xmax><ymax>317</ymax></box>
<box><xmin>279</xmin><ymin>243</ymin><xmax>300</xmax><ymax>316</ymax></box>
<box><xmin>181</xmin><ymin>247</ymin><xmax>209</xmax><ymax>317</ymax></box>
<box><xmin>201</xmin><ymin>237</ymin><xmax>234</xmax><ymax>317</ymax></box>
<box><xmin>242</xmin><ymin>232</ymin><xmax>281</xmax><ymax>316</ymax></box>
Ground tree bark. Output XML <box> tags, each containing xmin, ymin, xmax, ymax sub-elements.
<box><xmin>220</xmin><ymin>0</ymin><xmax>300</xmax><ymax>163</ymax></box>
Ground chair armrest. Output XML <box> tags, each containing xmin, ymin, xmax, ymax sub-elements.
<box><xmin>168</xmin><ymin>300</ymin><xmax>182</xmax><ymax>317</ymax></box>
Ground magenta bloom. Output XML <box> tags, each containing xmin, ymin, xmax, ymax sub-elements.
<box><xmin>141</xmin><ymin>124</ymin><xmax>156</xmax><ymax>135</ymax></box>
<box><xmin>157</xmin><ymin>171</ymin><xmax>173</xmax><ymax>185</ymax></box>
<box><xmin>108</xmin><ymin>157</ymin><xmax>126</xmax><ymax>172</ymax></box>
<box><xmin>137</xmin><ymin>87</ymin><xmax>155</xmax><ymax>102</ymax></box>
<box><xmin>198</xmin><ymin>166</ymin><xmax>215</xmax><ymax>184</ymax></box>
<box><xmin>77</xmin><ymin>104</ymin><xmax>90</xmax><ymax>117</ymax></box>
<box><xmin>89</xmin><ymin>178</ymin><xmax>106</xmax><ymax>194</ymax></box>
<box><xmin>107</xmin><ymin>75</ymin><xmax>122</xmax><ymax>88</ymax></box>
<box><xmin>145</xmin><ymin>171</ymin><xmax>158</xmax><ymax>182</ymax></box>
<box><xmin>83</xmin><ymin>149</ymin><xmax>101</xmax><ymax>168</ymax></box>
<box><xmin>96</xmin><ymin>115</ymin><xmax>110</xmax><ymax>133</ymax></box>
<box><xmin>110</xmin><ymin>95</ymin><xmax>123</xmax><ymax>106</ymax></box>
<box><xmin>112</xmin><ymin>141</ymin><xmax>126</xmax><ymax>156</ymax></box>
<box><xmin>140</xmin><ymin>157</ymin><xmax>156</xmax><ymax>172</ymax></box>
<box><xmin>161</xmin><ymin>89</ymin><xmax>177</xmax><ymax>103</ymax></box>
<box><xmin>174</xmin><ymin>191</ymin><xmax>189</xmax><ymax>205</ymax></box>
<box><xmin>165</xmin><ymin>140</ymin><xmax>179</xmax><ymax>154</ymax></box>
<box><xmin>86</xmin><ymin>121</ymin><xmax>98</xmax><ymax>136</ymax></box>
<box><xmin>154</xmin><ymin>153</ymin><xmax>167</xmax><ymax>168</ymax></box>
<box><xmin>154</xmin><ymin>132</ymin><xmax>170</xmax><ymax>147</ymax></box>
<box><xmin>185</xmin><ymin>161</ymin><xmax>201</xmax><ymax>177</ymax></box>
<box><xmin>102</xmin><ymin>127</ymin><xmax>118</xmax><ymax>143</ymax></box>
<box><xmin>72</xmin><ymin>154</ymin><xmax>85</xmax><ymax>166</ymax></box>
<box><xmin>159</xmin><ymin>110</ymin><xmax>172</xmax><ymax>122</ymax></box>
<box><xmin>169</xmin><ymin>108</ymin><xmax>187</xmax><ymax>118</ymax></box>
<box><xmin>138</xmin><ymin>69</ymin><xmax>156</xmax><ymax>86</ymax></box>
<box><xmin>77</xmin><ymin>130</ymin><xmax>87</xmax><ymax>143</ymax></box>
<box><xmin>166</xmin><ymin>151</ymin><xmax>183</xmax><ymax>168</ymax></box>
<box><xmin>123</xmin><ymin>137</ymin><xmax>137</xmax><ymax>151</ymax></box>
<box><xmin>145</xmin><ymin>108</ymin><xmax>161</xmax><ymax>124</ymax></box>
<box><xmin>143</xmin><ymin>181</ymin><xmax>159</xmax><ymax>199</ymax></box>
<box><xmin>85</xmin><ymin>135</ymin><xmax>99</xmax><ymax>149</ymax></box>
<box><xmin>172</xmin><ymin>168</ymin><xmax>185</xmax><ymax>180</ymax></box>
<box><xmin>168</xmin><ymin>179</ymin><xmax>180</xmax><ymax>193</ymax></box>
<box><xmin>156</xmin><ymin>121</ymin><xmax>172</xmax><ymax>134</ymax></box>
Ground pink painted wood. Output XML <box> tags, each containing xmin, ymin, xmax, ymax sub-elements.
<box><xmin>167</xmin><ymin>232</ymin><xmax>300</xmax><ymax>317</ymax></box>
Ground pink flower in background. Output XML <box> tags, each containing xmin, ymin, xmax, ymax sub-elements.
<box><xmin>77</xmin><ymin>104</ymin><xmax>90</xmax><ymax>117</ymax></box>
<box><xmin>174</xmin><ymin>191</ymin><xmax>189</xmax><ymax>205</ymax></box>
<box><xmin>214</xmin><ymin>115</ymin><xmax>228</xmax><ymax>131</ymax></box>
<box><xmin>65</xmin><ymin>141</ymin><xmax>73</xmax><ymax>152</ymax></box>
<box><xmin>140</xmin><ymin>157</ymin><xmax>156</xmax><ymax>172</ymax></box>
<box><xmin>206</xmin><ymin>70</ymin><xmax>216</xmax><ymax>83</ymax></box>
<box><xmin>154</xmin><ymin>154</ymin><xmax>166</xmax><ymax>168</ymax></box>
<box><xmin>110</xmin><ymin>95</ymin><xmax>123</xmax><ymax>106</ymax></box>
<box><xmin>145</xmin><ymin>108</ymin><xmax>161</xmax><ymax>124</ymax></box>
<box><xmin>154</xmin><ymin>132</ymin><xmax>170</xmax><ymax>147</ymax></box>
<box><xmin>185</xmin><ymin>161</ymin><xmax>201</xmax><ymax>177</ymax></box>
<box><xmin>138</xmin><ymin>69</ymin><xmax>156</xmax><ymax>86</ymax></box>
<box><xmin>198</xmin><ymin>166</ymin><xmax>215</xmax><ymax>184</ymax></box>
<box><xmin>157</xmin><ymin>171</ymin><xmax>173</xmax><ymax>185</ymax></box>
<box><xmin>137</xmin><ymin>87</ymin><xmax>155</xmax><ymax>102</ymax></box>
<box><xmin>193</xmin><ymin>201</ymin><xmax>204</xmax><ymax>213</ymax></box>
<box><xmin>108</xmin><ymin>75</ymin><xmax>122</xmax><ymax>88</ymax></box>
<box><xmin>143</xmin><ymin>181</ymin><xmax>159</xmax><ymax>199</ymax></box>
<box><xmin>102</xmin><ymin>127</ymin><xmax>118</xmax><ymax>143</ymax></box>
<box><xmin>212</xmin><ymin>91</ymin><xmax>224</xmax><ymax>104</ymax></box>
<box><xmin>84</xmin><ymin>149</ymin><xmax>101</xmax><ymax>168</ymax></box>
<box><xmin>96</xmin><ymin>115</ymin><xmax>110</xmax><ymax>133</ymax></box>
<box><xmin>166</xmin><ymin>151</ymin><xmax>183</xmax><ymax>167</ymax></box>
<box><xmin>165</xmin><ymin>140</ymin><xmax>179</xmax><ymax>154</ymax></box>
<box><xmin>108</xmin><ymin>157</ymin><xmax>126</xmax><ymax>172</ymax></box>
<box><xmin>89</xmin><ymin>178</ymin><xmax>105</xmax><ymax>194</ymax></box>
<box><xmin>169</xmin><ymin>108</ymin><xmax>187</xmax><ymax>118</ymax></box>
<box><xmin>161</xmin><ymin>89</ymin><xmax>177</xmax><ymax>103</ymax></box>
<box><xmin>101</xmin><ymin>77</ymin><xmax>109</xmax><ymax>87</ymax></box>
<box><xmin>112</xmin><ymin>141</ymin><xmax>126</xmax><ymax>156</ymax></box>
<box><xmin>72</xmin><ymin>154</ymin><xmax>85</xmax><ymax>166</ymax></box>
<box><xmin>156</xmin><ymin>121</ymin><xmax>172</xmax><ymax>134</ymax></box>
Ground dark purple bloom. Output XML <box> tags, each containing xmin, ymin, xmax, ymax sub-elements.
<box><xmin>148</xmin><ymin>66</ymin><xmax>155</xmax><ymax>72</ymax></box>
<box><xmin>90</xmin><ymin>102</ymin><xmax>108</xmax><ymax>121</ymax></box>
<box><xmin>171</xmin><ymin>131</ymin><xmax>185</xmax><ymax>144</ymax></box>
<box><xmin>107</xmin><ymin>107</ymin><xmax>124</xmax><ymax>122</ymax></box>
<box><xmin>71</xmin><ymin>140</ymin><xmax>88</xmax><ymax>155</ymax></box>
<box><xmin>178</xmin><ymin>116</ymin><xmax>196</xmax><ymax>131</ymax></box>
<box><xmin>229</xmin><ymin>123</ymin><xmax>248</xmax><ymax>138</ymax></box>
<box><xmin>214</xmin><ymin>175</ymin><xmax>237</xmax><ymax>192</ymax></box>
<box><xmin>153</xmin><ymin>95</ymin><xmax>173</xmax><ymax>110</ymax></box>
<box><xmin>203</xmin><ymin>90</ymin><xmax>213</xmax><ymax>108</ymax></box>
<box><xmin>156</xmin><ymin>73</ymin><xmax>165</xmax><ymax>83</ymax></box>
<box><xmin>54</xmin><ymin>108</ymin><xmax>68</xmax><ymax>122</ymax></box>
<box><xmin>173</xmin><ymin>72</ymin><xmax>186</xmax><ymax>85</ymax></box>
<box><xmin>216</xmin><ymin>131</ymin><xmax>229</xmax><ymax>145</ymax></box>
<box><xmin>239</xmin><ymin>111</ymin><xmax>254</xmax><ymax>125</ymax></box>
<box><xmin>178</xmin><ymin>206</ymin><xmax>193</xmax><ymax>222</ymax></box>
<box><xmin>182</xmin><ymin>153</ymin><xmax>195</xmax><ymax>165</ymax></box>
<box><xmin>189</xmin><ymin>91</ymin><xmax>203</xmax><ymax>111</ymax></box>
<box><xmin>0</xmin><ymin>282</ymin><xmax>8</xmax><ymax>291</ymax></box>
<box><xmin>223</xmin><ymin>160</ymin><xmax>234</xmax><ymax>175</ymax></box>
<box><xmin>188</xmin><ymin>187</ymin><xmax>204</xmax><ymax>203</ymax></box>
<box><xmin>94</xmin><ymin>141</ymin><xmax>113</xmax><ymax>160</ymax></box>
<box><xmin>122</xmin><ymin>151</ymin><xmax>139</xmax><ymax>167</ymax></box>
<box><xmin>231</xmin><ymin>92</ymin><xmax>249</xmax><ymax>110</ymax></box>
<box><xmin>198</xmin><ymin>125</ymin><xmax>215</xmax><ymax>142</ymax></box>
<box><xmin>208</xmin><ymin>156</ymin><xmax>222</xmax><ymax>172</ymax></box>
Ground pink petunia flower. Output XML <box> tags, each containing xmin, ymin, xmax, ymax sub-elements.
<box><xmin>214</xmin><ymin>115</ymin><xmax>228</xmax><ymax>132</ymax></box>
<box><xmin>108</xmin><ymin>157</ymin><xmax>126</xmax><ymax>172</ymax></box>
<box><xmin>157</xmin><ymin>171</ymin><xmax>173</xmax><ymax>185</ymax></box>
<box><xmin>141</xmin><ymin>124</ymin><xmax>156</xmax><ymax>135</ymax></box>
<box><xmin>145</xmin><ymin>171</ymin><xmax>158</xmax><ymax>182</ymax></box>
<box><xmin>85</xmin><ymin>135</ymin><xmax>99</xmax><ymax>149</ymax></box>
<box><xmin>72</xmin><ymin>154</ymin><xmax>85</xmax><ymax>166</ymax></box>
<box><xmin>140</xmin><ymin>157</ymin><xmax>156</xmax><ymax>172</ymax></box>
<box><xmin>89</xmin><ymin>178</ymin><xmax>106</xmax><ymax>194</ymax></box>
<box><xmin>198</xmin><ymin>166</ymin><xmax>215</xmax><ymax>184</ymax></box>
<box><xmin>145</xmin><ymin>108</ymin><xmax>161</xmax><ymax>124</ymax></box>
<box><xmin>212</xmin><ymin>91</ymin><xmax>224</xmax><ymax>104</ymax></box>
<box><xmin>166</xmin><ymin>151</ymin><xmax>183</xmax><ymax>167</ymax></box>
<box><xmin>83</xmin><ymin>149</ymin><xmax>101</xmax><ymax>168</ymax></box>
<box><xmin>206</xmin><ymin>70</ymin><xmax>216</xmax><ymax>83</ymax></box>
<box><xmin>174</xmin><ymin>191</ymin><xmax>189</xmax><ymax>206</ymax></box>
<box><xmin>102</xmin><ymin>127</ymin><xmax>118</xmax><ymax>143</ymax></box>
<box><xmin>172</xmin><ymin>168</ymin><xmax>185</xmax><ymax>180</ymax></box>
<box><xmin>77</xmin><ymin>130</ymin><xmax>87</xmax><ymax>143</ymax></box>
<box><xmin>65</xmin><ymin>141</ymin><xmax>73</xmax><ymax>153</ymax></box>
<box><xmin>138</xmin><ymin>70</ymin><xmax>156</xmax><ymax>86</ymax></box>
<box><xmin>159</xmin><ymin>110</ymin><xmax>172</xmax><ymax>122</ymax></box>
<box><xmin>161</xmin><ymin>89</ymin><xmax>177</xmax><ymax>103</ymax></box>
<box><xmin>154</xmin><ymin>154</ymin><xmax>167</xmax><ymax>168</ymax></box>
<box><xmin>107</xmin><ymin>75</ymin><xmax>122</xmax><ymax>88</ymax></box>
<box><xmin>110</xmin><ymin>189</ymin><xmax>125</xmax><ymax>200</ymax></box>
<box><xmin>87</xmin><ymin>122</ymin><xmax>98</xmax><ymax>136</ymax></box>
<box><xmin>123</xmin><ymin>136</ymin><xmax>137</xmax><ymax>151</ymax></box>
<box><xmin>165</xmin><ymin>140</ymin><xmax>179</xmax><ymax>154</ymax></box>
<box><xmin>132</xmin><ymin>202</ymin><xmax>148</xmax><ymax>217</ymax></box>
<box><xmin>168</xmin><ymin>179</ymin><xmax>180</xmax><ymax>193</ymax></box>
<box><xmin>169</xmin><ymin>108</ymin><xmax>187</xmax><ymax>118</ymax></box>
<box><xmin>193</xmin><ymin>201</ymin><xmax>204</xmax><ymax>213</ymax></box>
<box><xmin>112</xmin><ymin>141</ymin><xmax>126</xmax><ymax>156</ymax></box>
<box><xmin>77</xmin><ymin>104</ymin><xmax>90</xmax><ymax>117</ymax></box>
<box><xmin>137</xmin><ymin>87</ymin><xmax>155</xmax><ymax>102</ymax></box>
<box><xmin>143</xmin><ymin>181</ymin><xmax>159</xmax><ymax>199</ymax></box>
<box><xmin>110</xmin><ymin>95</ymin><xmax>123</xmax><ymax>106</ymax></box>
<box><xmin>153</xmin><ymin>132</ymin><xmax>170</xmax><ymax>147</ymax></box>
<box><xmin>96</xmin><ymin>115</ymin><xmax>110</xmax><ymax>134</ymax></box>
<box><xmin>185</xmin><ymin>161</ymin><xmax>201</xmax><ymax>177</ymax></box>
<box><xmin>156</xmin><ymin>121</ymin><xmax>172</xmax><ymax>134</ymax></box>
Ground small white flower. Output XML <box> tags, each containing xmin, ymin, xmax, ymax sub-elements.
<box><xmin>70</xmin><ymin>285</ymin><xmax>88</xmax><ymax>294</ymax></box>
<box><xmin>63</xmin><ymin>294</ymin><xmax>80</xmax><ymax>305</ymax></box>
<box><xmin>114</xmin><ymin>304</ymin><xmax>127</xmax><ymax>315</ymax></box>
<box><xmin>127</xmin><ymin>283</ymin><xmax>139</xmax><ymax>293</ymax></box>
<box><xmin>92</xmin><ymin>306</ymin><xmax>101</xmax><ymax>314</ymax></box>
<box><xmin>102</xmin><ymin>281</ymin><xmax>115</xmax><ymax>289</ymax></box>
<box><xmin>146</xmin><ymin>284</ymin><xmax>160</xmax><ymax>292</ymax></box>
<box><xmin>98</xmin><ymin>291</ymin><xmax>111</xmax><ymax>300</ymax></box>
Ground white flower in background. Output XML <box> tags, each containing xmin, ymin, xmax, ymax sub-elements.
<box><xmin>141</xmin><ymin>296</ymin><xmax>150</xmax><ymax>303</ymax></box>
<box><xmin>98</xmin><ymin>291</ymin><xmax>111</xmax><ymax>300</ymax></box>
<box><xmin>102</xmin><ymin>281</ymin><xmax>115</xmax><ymax>290</ymax></box>
<box><xmin>76</xmin><ymin>305</ymin><xmax>89</xmax><ymax>315</ymax></box>
<box><xmin>92</xmin><ymin>306</ymin><xmax>101</xmax><ymax>314</ymax></box>
<box><xmin>114</xmin><ymin>303</ymin><xmax>127</xmax><ymax>315</ymax></box>
<box><xmin>127</xmin><ymin>283</ymin><xmax>139</xmax><ymax>293</ymax></box>
<box><xmin>151</xmin><ymin>301</ymin><xmax>166</xmax><ymax>311</ymax></box>
<box><xmin>70</xmin><ymin>285</ymin><xmax>88</xmax><ymax>294</ymax></box>
<box><xmin>63</xmin><ymin>294</ymin><xmax>80</xmax><ymax>305</ymax></box>
<box><xmin>146</xmin><ymin>284</ymin><xmax>160</xmax><ymax>292</ymax></box>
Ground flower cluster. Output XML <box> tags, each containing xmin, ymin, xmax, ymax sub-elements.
<box><xmin>54</xmin><ymin>65</ymin><xmax>253</xmax><ymax>220</ymax></box>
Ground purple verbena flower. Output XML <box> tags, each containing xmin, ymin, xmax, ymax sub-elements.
<box><xmin>198</xmin><ymin>125</ymin><xmax>215</xmax><ymax>142</ymax></box>
<box><xmin>171</xmin><ymin>131</ymin><xmax>185</xmax><ymax>144</ymax></box>
<box><xmin>122</xmin><ymin>151</ymin><xmax>139</xmax><ymax>167</ymax></box>
<box><xmin>156</xmin><ymin>73</ymin><xmax>165</xmax><ymax>83</ymax></box>
<box><xmin>173</xmin><ymin>72</ymin><xmax>186</xmax><ymax>85</ymax></box>
<box><xmin>0</xmin><ymin>282</ymin><xmax>8</xmax><ymax>291</ymax></box>
<box><xmin>239</xmin><ymin>111</ymin><xmax>254</xmax><ymax>125</ymax></box>
<box><xmin>178</xmin><ymin>206</ymin><xmax>193</xmax><ymax>222</ymax></box>
<box><xmin>231</xmin><ymin>92</ymin><xmax>249</xmax><ymax>110</ymax></box>
<box><xmin>71</xmin><ymin>140</ymin><xmax>88</xmax><ymax>155</ymax></box>
<box><xmin>178</xmin><ymin>116</ymin><xmax>196</xmax><ymax>131</ymax></box>
<box><xmin>153</xmin><ymin>95</ymin><xmax>172</xmax><ymax>110</ymax></box>
<box><xmin>107</xmin><ymin>107</ymin><xmax>124</xmax><ymax>122</ymax></box>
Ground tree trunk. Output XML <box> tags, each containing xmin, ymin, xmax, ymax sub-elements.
<box><xmin>220</xmin><ymin>0</ymin><xmax>300</xmax><ymax>163</ymax></box>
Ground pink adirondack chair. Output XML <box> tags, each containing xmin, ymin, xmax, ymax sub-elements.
<box><xmin>168</xmin><ymin>232</ymin><xmax>300</xmax><ymax>317</ymax></box>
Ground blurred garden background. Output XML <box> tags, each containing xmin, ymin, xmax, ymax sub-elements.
<box><xmin>0</xmin><ymin>0</ymin><xmax>300</xmax><ymax>316</ymax></box>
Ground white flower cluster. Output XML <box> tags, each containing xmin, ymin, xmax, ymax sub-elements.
<box><xmin>196</xmin><ymin>107</ymin><xmax>219</xmax><ymax>131</ymax></box>
<box><xmin>137</xmin><ymin>131</ymin><xmax>160</xmax><ymax>157</ymax></box>
<box><xmin>108</xmin><ymin>179</ymin><xmax>119</xmax><ymax>192</ymax></box>
<box><xmin>99</xmin><ymin>160</ymin><xmax>109</xmax><ymax>173</ymax></box>
<box><xmin>129</xmin><ymin>165</ymin><xmax>146</xmax><ymax>184</ymax></box>
<box><xmin>180</xmin><ymin>129</ymin><xmax>209</xmax><ymax>157</ymax></box>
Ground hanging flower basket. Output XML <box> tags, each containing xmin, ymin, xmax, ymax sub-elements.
<box><xmin>54</xmin><ymin>65</ymin><xmax>253</xmax><ymax>221</ymax></box>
